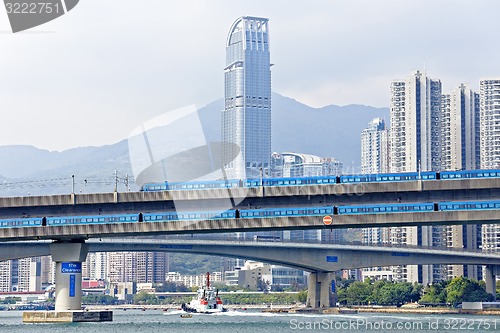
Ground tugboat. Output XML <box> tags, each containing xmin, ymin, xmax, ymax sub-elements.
<box><xmin>181</xmin><ymin>272</ymin><xmax>227</xmax><ymax>314</ymax></box>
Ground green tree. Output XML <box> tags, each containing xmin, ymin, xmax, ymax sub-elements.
<box><xmin>420</xmin><ymin>281</ymin><xmax>448</xmax><ymax>304</ymax></box>
<box><xmin>337</xmin><ymin>286</ymin><xmax>347</xmax><ymax>305</ymax></box>
<box><xmin>345</xmin><ymin>281</ymin><xmax>373</xmax><ymax>305</ymax></box>
<box><xmin>445</xmin><ymin>277</ymin><xmax>493</xmax><ymax>306</ymax></box>
<box><xmin>297</xmin><ymin>290</ymin><xmax>308</xmax><ymax>304</ymax></box>
<box><xmin>371</xmin><ymin>281</ymin><xmax>418</xmax><ymax>306</ymax></box>
<box><xmin>496</xmin><ymin>280</ymin><xmax>500</xmax><ymax>300</ymax></box>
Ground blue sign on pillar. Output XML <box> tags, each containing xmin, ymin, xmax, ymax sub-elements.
<box><xmin>61</xmin><ymin>262</ymin><xmax>82</xmax><ymax>273</ymax></box>
<box><xmin>69</xmin><ymin>274</ymin><xmax>76</xmax><ymax>297</ymax></box>
<box><xmin>331</xmin><ymin>280</ymin><xmax>336</xmax><ymax>293</ymax></box>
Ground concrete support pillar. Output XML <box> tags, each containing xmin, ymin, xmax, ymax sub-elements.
<box><xmin>50</xmin><ymin>242</ymin><xmax>89</xmax><ymax>311</ymax></box>
<box><xmin>306</xmin><ymin>271</ymin><xmax>335</xmax><ymax>308</ymax></box>
<box><xmin>484</xmin><ymin>265</ymin><xmax>496</xmax><ymax>301</ymax></box>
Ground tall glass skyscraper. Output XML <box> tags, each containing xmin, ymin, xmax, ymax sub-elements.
<box><xmin>222</xmin><ymin>16</ymin><xmax>271</xmax><ymax>180</ymax></box>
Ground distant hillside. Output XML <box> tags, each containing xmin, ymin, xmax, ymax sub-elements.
<box><xmin>199</xmin><ymin>92</ymin><xmax>389</xmax><ymax>165</ymax></box>
<box><xmin>0</xmin><ymin>92</ymin><xmax>388</xmax><ymax>196</ymax></box>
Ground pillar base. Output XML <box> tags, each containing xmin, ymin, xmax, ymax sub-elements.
<box><xmin>23</xmin><ymin>310</ymin><xmax>113</xmax><ymax>323</ymax></box>
<box><xmin>306</xmin><ymin>272</ymin><xmax>335</xmax><ymax>309</ymax></box>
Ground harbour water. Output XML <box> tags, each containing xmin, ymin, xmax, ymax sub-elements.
<box><xmin>1</xmin><ymin>309</ymin><xmax>499</xmax><ymax>332</ymax></box>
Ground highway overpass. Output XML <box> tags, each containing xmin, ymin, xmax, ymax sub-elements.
<box><xmin>2</xmin><ymin>238</ymin><xmax>500</xmax><ymax>309</ymax></box>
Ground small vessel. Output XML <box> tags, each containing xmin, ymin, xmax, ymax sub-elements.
<box><xmin>181</xmin><ymin>272</ymin><xmax>227</xmax><ymax>314</ymax></box>
<box><xmin>180</xmin><ymin>314</ymin><xmax>193</xmax><ymax>318</ymax></box>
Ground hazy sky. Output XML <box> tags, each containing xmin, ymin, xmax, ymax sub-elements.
<box><xmin>1</xmin><ymin>0</ymin><xmax>499</xmax><ymax>151</ymax></box>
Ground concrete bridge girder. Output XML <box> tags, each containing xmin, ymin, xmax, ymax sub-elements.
<box><xmin>2</xmin><ymin>241</ymin><xmax>500</xmax><ymax>271</ymax></box>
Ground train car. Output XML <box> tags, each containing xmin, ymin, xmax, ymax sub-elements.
<box><xmin>47</xmin><ymin>213</ymin><xmax>139</xmax><ymax>226</ymax></box>
<box><xmin>261</xmin><ymin>177</ymin><xmax>309</xmax><ymax>187</ymax></box>
<box><xmin>339</xmin><ymin>171</ymin><xmax>436</xmax><ymax>184</ymax></box>
<box><xmin>143</xmin><ymin>210</ymin><xmax>235</xmax><ymax>222</ymax></box>
<box><xmin>0</xmin><ymin>217</ymin><xmax>43</xmax><ymax>228</ymax></box>
<box><xmin>337</xmin><ymin>202</ymin><xmax>435</xmax><ymax>214</ymax></box>
<box><xmin>168</xmin><ymin>179</ymin><xmax>240</xmax><ymax>190</ymax></box>
<box><xmin>438</xmin><ymin>200</ymin><xmax>500</xmax><ymax>211</ymax></box>
<box><xmin>142</xmin><ymin>179</ymin><xmax>240</xmax><ymax>191</ymax></box>
<box><xmin>253</xmin><ymin>235</ymin><xmax>281</xmax><ymax>241</ymax></box>
<box><xmin>440</xmin><ymin>169</ymin><xmax>500</xmax><ymax>180</ymax></box>
<box><xmin>239</xmin><ymin>206</ymin><xmax>334</xmax><ymax>218</ymax></box>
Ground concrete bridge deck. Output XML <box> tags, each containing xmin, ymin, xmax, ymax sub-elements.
<box><xmin>0</xmin><ymin>178</ymin><xmax>499</xmax><ymax>218</ymax></box>
<box><xmin>0</xmin><ymin>209</ymin><xmax>498</xmax><ymax>242</ymax></box>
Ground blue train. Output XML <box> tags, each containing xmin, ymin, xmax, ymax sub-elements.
<box><xmin>1</xmin><ymin>200</ymin><xmax>499</xmax><ymax>229</ymax></box>
<box><xmin>141</xmin><ymin>169</ymin><xmax>500</xmax><ymax>192</ymax></box>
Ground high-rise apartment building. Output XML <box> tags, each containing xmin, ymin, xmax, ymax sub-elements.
<box><xmin>441</xmin><ymin>84</ymin><xmax>480</xmax><ymax>171</ymax></box>
<box><xmin>444</xmin><ymin>224</ymin><xmax>482</xmax><ymax>280</ymax></box>
<box><xmin>441</xmin><ymin>84</ymin><xmax>481</xmax><ymax>280</ymax></box>
<box><xmin>480</xmin><ymin>78</ymin><xmax>500</xmax><ymax>169</ymax></box>
<box><xmin>83</xmin><ymin>252</ymin><xmax>107</xmax><ymax>281</ymax></box>
<box><xmin>360</xmin><ymin>118</ymin><xmax>390</xmax><ymax>248</ymax></box>
<box><xmin>389</xmin><ymin>70</ymin><xmax>443</xmax><ymax>284</ymax></box>
<box><xmin>0</xmin><ymin>258</ymin><xmax>41</xmax><ymax>292</ymax></box>
<box><xmin>361</xmin><ymin>118</ymin><xmax>390</xmax><ymax>174</ymax></box>
<box><xmin>480</xmin><ymin>78</ymin><xmax>500</xmax><ymax>257</ymax></box>
<box><xmin>390</xmin><ymin>70</ymin><xmax>442</xmax><ymax>173</ymax></box>
<box><xmin>222</xmin><ymin>16</ymin><xmax>272</xmax><ymax>180</ymax></box>
<box><xmin>106</xmin><ymin>252</ymin><xmax>168</xmax><ymax>283</ymax></box>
